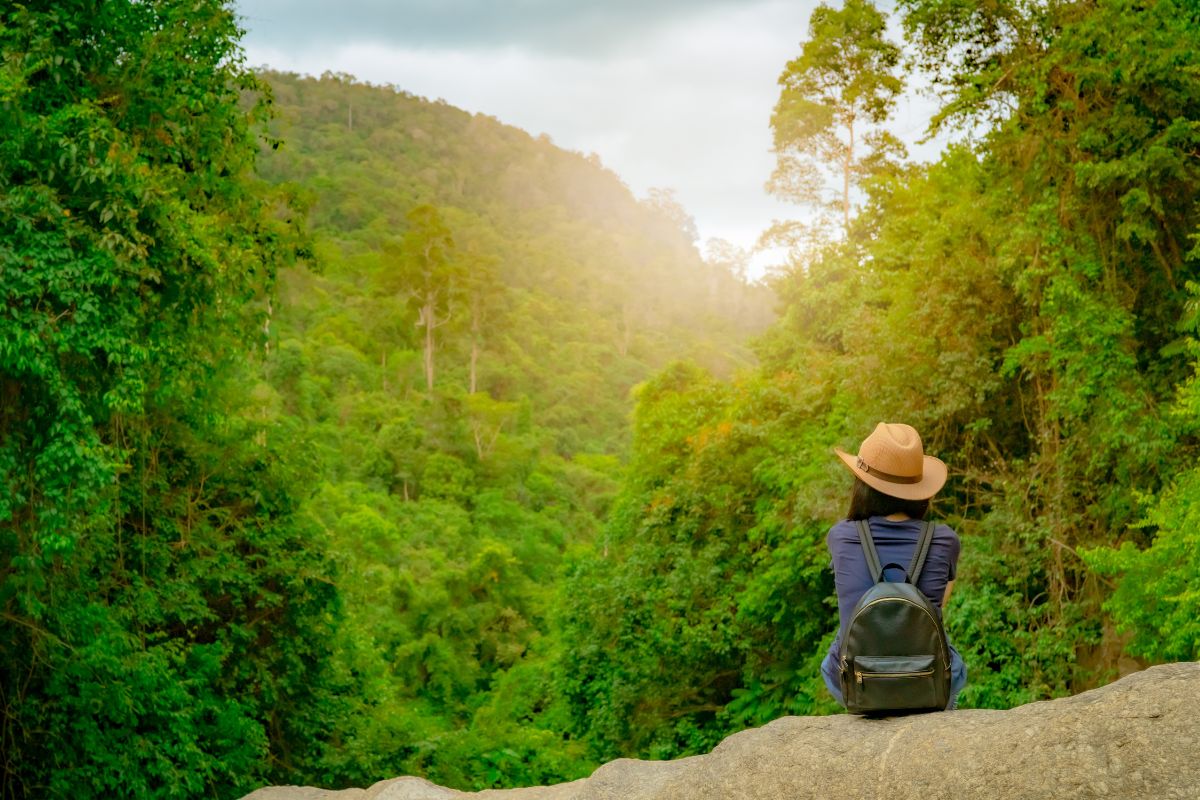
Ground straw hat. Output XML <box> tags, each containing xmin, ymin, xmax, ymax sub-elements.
<box><xmin>834</xmin><ymin>422</ymin><xmax>947</xmax><ymax>501</ymax></box>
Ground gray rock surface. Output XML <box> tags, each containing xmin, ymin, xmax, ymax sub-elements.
<box><xmin>243</xmin><ymin>662</ymin><xmax>1200</xmax><ymax>800</ymax></box>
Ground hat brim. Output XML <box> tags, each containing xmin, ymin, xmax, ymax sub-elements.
<box><xmin>834</xmin><ymin>447</ymin><xmax>947</xmax><ymax>501</ymax></box>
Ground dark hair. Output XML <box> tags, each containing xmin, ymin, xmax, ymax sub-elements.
<box><xmin>846</xmin><ymin>478</ymin><xmax>930</xmax><ymax>521</ymax></box>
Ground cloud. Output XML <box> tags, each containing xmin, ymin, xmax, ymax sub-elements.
<box><xmin>237</xmin><ymin>0</ymin><xmax>750</xmax><ymax>56</ymax></box>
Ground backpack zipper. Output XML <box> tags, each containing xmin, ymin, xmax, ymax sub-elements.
<box><xmin>855</xmin><ymin>668</ymin><xmax>935</xmax><ymax>685</ymax></box>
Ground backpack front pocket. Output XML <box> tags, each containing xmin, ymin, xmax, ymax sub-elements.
<box><xmin>850</xmin><ymin>654</ymin><xmax>940</xmax><ymax>711</ymax></box>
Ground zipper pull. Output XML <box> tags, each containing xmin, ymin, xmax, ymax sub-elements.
<box><xmin>856</xmin><ymin>670</ymin><xmax>864</xmax><ymax>685</ymax></box>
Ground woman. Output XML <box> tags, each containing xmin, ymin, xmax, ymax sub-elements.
<box><xmin>820</xmin><ymin>422</ymin><xmax>968</xmax><ymax>710</ymax></box>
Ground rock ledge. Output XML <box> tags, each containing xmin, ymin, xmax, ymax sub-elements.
<box><xmin>244</xmin><ymin>662</ymin><xmax>1199</xmax><ymax>800</ymax></box>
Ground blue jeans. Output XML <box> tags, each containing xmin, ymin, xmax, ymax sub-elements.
<box><xmin>822</xmin><ymin>644</ymin><xmax>967</xmax><ymax>711</ymax></box>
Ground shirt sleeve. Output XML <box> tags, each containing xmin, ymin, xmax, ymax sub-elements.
<box><xmin>944</xmin><ymin>525</ymin><xmax>961</xmax><ymax>581</ymax></box>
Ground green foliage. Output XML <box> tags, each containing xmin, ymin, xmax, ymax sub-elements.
<box><xmin>558</xmin><ymin>366</ymin><xmax>841</xmax><ymax>761</ymax></box>
<box><xmin>1083</xmin><ymin>283</ymin><xmax>1200</xmax><ymax>663</ymax></box>
<box><xmin>1083</xmin><ymin>475</ymin><xmax>1200</xmax><ymax>663</ymax></box>
<box><xmin>561</xmin><ymin>0</ymin><xmax>1200</xmax><ymax>764</ymax></box>
<box><xmin>767</xmin><ymin>0</ymin><xmax>1200</xmax><ymax>708</ymax></box>
<box><xmin>0</xmin><ymin>0</ymin><xmax>280</xmax><ymax>557</ymax></box>
<box><xmin>231</xmin><ymin>69</ymin><xmax>772</xmax><ymax>792</ymax></box>
<box><xmin>6</xmin><ymin>0</ymin><xmax>1200</xmax><ymax>795</ymax></box>
<box><xmin>0</xmin><ymin>2</ymin><xmax>334</xmax><ymax>798</ymax></box>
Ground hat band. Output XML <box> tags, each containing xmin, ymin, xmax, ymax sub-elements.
<box><xmin>856</xmin><ymin>456</ymin><xmax>921</xmax><ymax>485</ymax></box>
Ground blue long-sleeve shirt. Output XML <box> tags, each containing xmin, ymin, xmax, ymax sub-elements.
<box><xmin>826</xmin><ymin>516</ymin><xmax>960</xmax><ymax>660</ymax></box>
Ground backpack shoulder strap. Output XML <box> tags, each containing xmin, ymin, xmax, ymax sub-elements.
<box><xmin>856</xmin><ymin>519</ymin><xmax>884</xmax><ymax>584</ymax></box>
<box><xmin>907</xmin><ymin>520</ymin><xmax>936</xmax><ymax>585</ymax></box>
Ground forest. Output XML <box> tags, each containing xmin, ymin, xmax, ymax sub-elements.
<box><xmin>1</xmin><ymin>0</ymin><xmax>1198</xmax><ymax>798</ymax></box>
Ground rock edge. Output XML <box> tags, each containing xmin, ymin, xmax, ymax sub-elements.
<box><xmin>243</xmin><ymin>662</ymin><xmax>1200</xmax><ymax>800</ymax></box>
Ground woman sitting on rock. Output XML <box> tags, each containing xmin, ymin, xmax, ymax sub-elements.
<box><xmin>820</xmin><ymin>422</ymin><xmax>968</xmax><ymax>712</ymax></box>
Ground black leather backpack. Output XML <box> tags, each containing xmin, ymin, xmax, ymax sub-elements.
<box><xmin>839</xmin><ymin>519</ymin><xmax>952</xmax><ymax>714</ymax></box>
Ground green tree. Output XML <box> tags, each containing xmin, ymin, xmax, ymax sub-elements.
<box><xmin>770</xmin><ymin>0</ymin><xmax>905</xmax><ymax>230</ymax></box>
<box><xmin>396</xmin><ymin>204</ymin><xmax>460</xmax><ymax>393</ymax></box>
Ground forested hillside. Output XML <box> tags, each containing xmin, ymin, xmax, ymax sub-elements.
<box><xmin>257</xmin><ymin>70</ymin><xmax>772</xmax><ymax>451</ymax></box>
<box><xmin>553</xmin><ymin>0</ymin><xmax>1200</xmax><ymax>764</ymax></box>
<box><xmin>238</xmin><ymin>70</ymin><xmax>774</xmax><ymax>789</ymax></box>
<box><xmin>3</xmin><ymin>1</ymin><xmax>1200</xmax><ymax>799</ymax></box>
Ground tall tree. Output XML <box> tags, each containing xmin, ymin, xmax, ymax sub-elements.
<box><xmin>462</xmin><ymin>249</ymin><xmax>503</xmax><ymax>395</ymax></box>
<box><xmin>642</xmin><ymin>188</ymin><xmax>700</xmax><ymax>248</ymax></box>
<box><xmin>396</xmin><ymin>205</ymin><xmax>460</xmax><ymax>393</ymax></box>
<box><xmin>770</xmin><ymin>0</ymin><xmax>905</xmax><ymax>230</ymax></box>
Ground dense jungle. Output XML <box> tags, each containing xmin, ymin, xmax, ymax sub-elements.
<box><xmin>2</xmin><ymin>0</ymin><xmax>1199</xmax><ymax>798</ymax></box>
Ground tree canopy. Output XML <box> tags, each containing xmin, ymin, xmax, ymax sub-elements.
<box><xmin>3</xmin><ymin>0</ymin><xmax>1200</xmax><ymax>797</ymax></box>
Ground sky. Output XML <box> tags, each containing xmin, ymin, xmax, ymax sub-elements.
<box><xmin>235</xmin><ymin>0</ymin><xmax>943</xmax><ymax>278</ymax></box>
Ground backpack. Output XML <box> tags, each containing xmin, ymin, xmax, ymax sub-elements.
<box><xmin>839</xmin><ymin>519</ymin><xmax>952</xmax><ymax>714</ymax></box>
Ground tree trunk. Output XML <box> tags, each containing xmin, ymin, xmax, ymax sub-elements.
<box><xmin>423</xmin><ymin>293</ymin><xmax>435</xmax><ymax>393</ymax></box>
<box><xmin>263</xmin><ymin>297</ymin><xmax>273</xmax><ymax>354</ymax></box>
<box><xmin>470</xmin><ymin>340</ymin><xmax>478</xmax><ymax>394</ymax></box>
<box><xmin>618</xmin><ymin>301</ymin><xmax>633</xmax><ymax>357</ymax></box>
<box><xmin>843</xmin><ymin>117</ymin><xmax>855</xmax><ymax>231</ymax></box>
<box><xmin>469</xmin><ymin>302</ymin><xmax>481</xmax><ymax>394</ymax></box>
<box><xmin>472</xmin><ymin>425</ymin><xmax>485</xmax><ymax>461</ymax></box>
